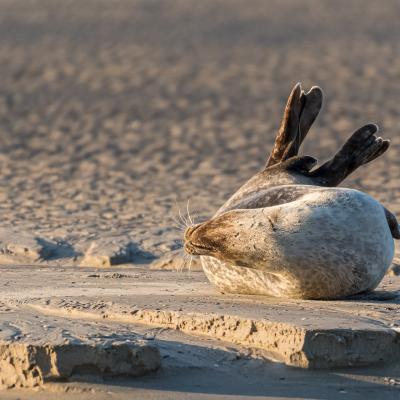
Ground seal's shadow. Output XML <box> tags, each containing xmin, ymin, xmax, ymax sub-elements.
<box><xmin>345</xmin><ymin>290</ymin><xmax>400</xmax><ymax>303</ymax></box>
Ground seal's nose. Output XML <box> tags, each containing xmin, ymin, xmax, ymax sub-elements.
<box><xmin>184</xmin><ymin>224</ymin><xmax>201</xmax><ymax>241</ymax></box>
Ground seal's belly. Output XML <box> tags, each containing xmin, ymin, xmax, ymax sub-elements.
<box><xmin>199</xmin><ymin>189</ymin><xmax>395</xmax><ymax>299</ymax></box>
<box><xmin>201</xmin><ymin>256</ymin><xmax>298</xmax><ymax>297</ymax></box>
<box><xmin>200</xmin><ymin>248</ymin><xmax>392</xmax><ymax>300</ymax></box>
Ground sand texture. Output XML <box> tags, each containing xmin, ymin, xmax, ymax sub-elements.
<box><xmin>0</xmin><ymin>265</ymin><xmax>399</xmax><ymax>399</ymax></box>
<box><xmin>1</xmin><ymin>0</ymin><xmax>400</xmax><ymax>398</ymax></box>
<box><xmin>1</xmin><ymin>0</ymin><xmax>400</xmax><ymax>266</ymax></box>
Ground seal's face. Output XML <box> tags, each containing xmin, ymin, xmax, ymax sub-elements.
<box><xmin>184</xmin><ymin>219</ymin><xmax>229</xmax><ymax>258</ymax></box>
<box><xmin>184</xmin><ymin>209</ymin><xmax>270</xmax><ymax>268</ymax></box>
<box><xmin>184</xmin><ymin>215</ymin><xmax>233</xmax><ymax>258</ymax></box>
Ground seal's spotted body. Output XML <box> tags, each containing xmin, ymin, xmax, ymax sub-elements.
<box><xmin>184</xmin><ymin>84</ymin><xmax>398</xmax><ymax>299</ymax></box>
<box><xmin>197</xmin><ymin>187</ymin><xmax>393</xmax><ymax>299</ymax></box>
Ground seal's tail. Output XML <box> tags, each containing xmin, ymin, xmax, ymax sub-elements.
<box><xmin>309</xmin><ymin>124</ymin><xmax>390</xmax><ymax>186</ymax></box>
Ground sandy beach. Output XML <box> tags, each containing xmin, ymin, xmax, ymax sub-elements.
<box><xmin>1</xmin><ymin>0</ymin><xmax>400</xmax><ymax>398</ymax></box>
<box><xmin>1</xmin><ymin>0</ymin><xmax>400</xmax><ymax>264</ymax></box>
<box><xmin>0</xmin><ymin>265</ymin><xmax>400</xmax><ymax>399</ymax></box>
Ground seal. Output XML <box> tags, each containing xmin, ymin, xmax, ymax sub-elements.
<box><xmin>185</xmin><ymin>185</ymin><xmax>396</xmax><ymax>299</ymax></box>
<box><xmin>184</xmin><ymin>83</ymin><xmax>397</xmax><ymax>299</ymax></box>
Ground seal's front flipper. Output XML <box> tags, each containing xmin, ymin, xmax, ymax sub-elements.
<box><xmin>310</xmin><ymin>124</ymin><xmax>390</xmax><ymax>186</ymax></box>
<box><xmin>266</xmin><ymin>83</ymin><xmax>323</xmax><ymax>167</ymax></box>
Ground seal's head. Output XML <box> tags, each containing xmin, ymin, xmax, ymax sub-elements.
<box><xmin>184</xmin><ymin>209</ymin><xmax>275</xmax><ymax>268</ymax></box>
<box><xmin>184</xmin><ymin>214</ymin><xmax>235</xmax><ymax>258</ymax></box>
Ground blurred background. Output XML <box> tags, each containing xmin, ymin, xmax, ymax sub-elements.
<box><xmin>0</xmin><ymin>0</ymin><xmax>399</xmax><ymax>260</ymax></box>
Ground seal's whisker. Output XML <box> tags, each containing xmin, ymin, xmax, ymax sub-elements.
<box><xmin>173</xmin><ymin>201</ymin><xmax>190</xmax><ymax>229</ymax></box>
<box><xmin>181</xmin><ymin>253</ymin><xmax>190</xmax><ymax>272</ymax></box>
<box><xmin>171</xmin><ymin>215</ymin><xmax>187</xmax><ymax>230</ymax></box>
<box><xmin>175</xmin><ymin>200</ymin><xmax>190</xmax><ymax>227</ymax></box>
<box><xmin>172</xmin><ymin>223</ymin><xmax>186</xmax><ymax>233</ymax></box>
<box><xmin>187</xmin><ymin>255</ymin><xmax>193</xmax><ymax>272</ymax></box>
<box><xmin>178</xmin><ymin>211</ymin><xmax>188</xmax><ymax>227</ymax></box>
<box><xmin>173</xmin><ymin>222</ymin><xmax>186</xmax><ymax>230</ymax></box>
<box><xmin>171</xmin><ymin>215</ymin><xmax>184</xmax><ymax>226</ymax></box>
<box><xmin>186</xmin><ymin>210</ymin><xmax>198</xmax><ymax>226</ymax></box>
<box><xmin>186</xmin><ymin>199</ymin><xmax>194</xmax><ymax>225</ymax></box>
<box><xmin>170</xmin><ymin>219</ymin><xmax>186</xmax><ymax>232</ymax></box>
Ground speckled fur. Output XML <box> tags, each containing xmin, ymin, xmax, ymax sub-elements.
<box><xmin>192</xmin><ymin>187</ymin><xmax>394</xmax><ymax>299</ymax></box>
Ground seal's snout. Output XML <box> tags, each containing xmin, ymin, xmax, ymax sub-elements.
<box><xmin>184</xmin><ymin>223</ymin><xmax>214</xmax><ymax>256</ymax></box>
<box><xmin>184</xmin><ymin>224</ymin><xmax>201</xmax><ymax>241</ymax></box>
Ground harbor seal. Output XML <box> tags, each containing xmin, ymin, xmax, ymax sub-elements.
<box><xmin>184</xmin><ymin>83</ymin><xmax>397</xmax><ymax>299</ymax></box>
<box><xmin>185</xmin><ymin>185</ymin><xmax>396</xmax><ymax>299</ymax></box>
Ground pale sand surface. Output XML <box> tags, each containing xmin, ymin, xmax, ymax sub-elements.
<box><xmin>1</xmin><ymin>0</ymin><xmax>400</xmax><ymax>398</ymax></box>
<box><xmin>0</xmin><ymin>265</ymin><xmax>399</xmax><ymax>399</ymax></box>
<box><xmin>1</xmin><ymin>0</ymin><xmax>400</xmax><ymax>264</ymax></box>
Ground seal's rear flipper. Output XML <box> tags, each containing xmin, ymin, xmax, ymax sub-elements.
<box><xmin>346</xmin><ymin>290</ymin><xmax>399</xmax><ymax>301</ymax></box>
<box><xmin>266</xmin><ymin>83</ymin><xmax>323</xmax><ymax>167</ymax></box>
<box><xmin>384</xmin><ymin>207</ymin><xmax>400</xmax><ymax>239</ymax></box>
<box><xmin>310</xmin><ymin>124</ymin><xmax>390</xmax><ymax>186</ymax></box>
